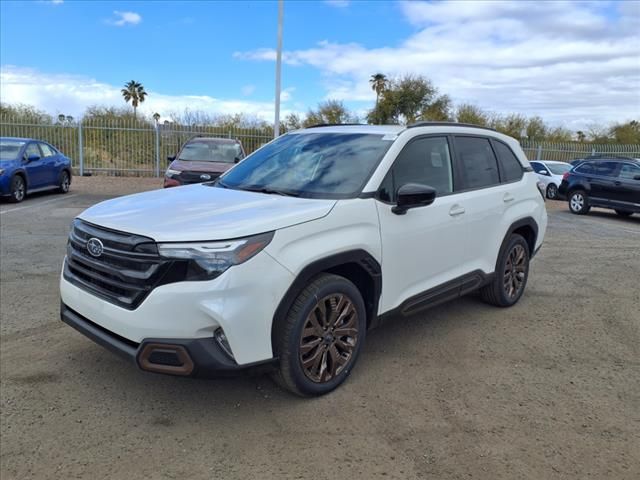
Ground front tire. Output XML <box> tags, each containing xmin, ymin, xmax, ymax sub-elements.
<box><xmin>546</xmin><ymin>183</ymin><xmax>558</xmax><ymax>200</ymax></box>
<box><xmin>481</xmin><ymin>234</ymin><xmax>530</xmax><ymax>307</ymax></box>
<box><xmin>272</xmin><ymin>273</ymin><xmax>366</xmax><ymax>396</ymax></box>
<box><xmin>8</xmin><ymin>175</ymin><xmax>26</xmax><ymax>203</ymax></box>
<box><xmin>58</xmin><ymin>171</ymin><xmax>70</xmax><ymax>194</ymax></box>
<box><xmin>569</xmin><ymin>190</ymin><xmax>590</xmax><ymax>215</ymax></box>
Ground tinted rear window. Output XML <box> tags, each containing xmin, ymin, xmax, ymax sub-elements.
<box><xmin>493</xmin><ymin>141</ymin><xmax>523</xmax><ymax>182</ymax></box>
<box><xmin>454</xmin><ymin>136</ymin><xmax>500</xmax><ymax>190</ymax></box>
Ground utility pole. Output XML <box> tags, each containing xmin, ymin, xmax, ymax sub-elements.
<box><xmin>274</xmin><ymin>0</ymin><xmax>284</xmax><ymax>138</ymax></box>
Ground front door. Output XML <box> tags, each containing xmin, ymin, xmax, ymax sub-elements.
<box><xmin>612</xmin><ymin>162</ymin><xmax>640</xmax><ymax>210</ymax></box>
<box><xmin>23</xmin><ymin>142</ymin><xmax>47</xmax><ymax>189</ymax></box>
<box><xmin>376</xmin><ymin>135</ymin><xmax>471</xmax><ymax>314</ymax></box>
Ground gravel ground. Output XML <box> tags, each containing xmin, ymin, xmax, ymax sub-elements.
<box><xmin>1</xmin><ymin>178</ymin><xmax>639</xmax><ymax>479</ymax></box>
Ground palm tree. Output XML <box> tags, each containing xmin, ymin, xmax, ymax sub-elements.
<box><xmin>369</xmin><ymin>73</ymin><xmax>387</xmax><ymax>110</ymax></box>
<box><xmin>121</xmin><ymin>80</ymin><xmax>148</xmax><ymax>118</ymax></box>
<box><xmin>152</xmin><ymin>112</ymin><xmax>161</xmax><ymax>124</ymax></box>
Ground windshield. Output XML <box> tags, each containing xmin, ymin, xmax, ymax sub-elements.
<box><xmin>178</xmin><ymin>141</ymin><xmax>243</xmax><ymax>163</ymax></box>
<box><xmin>0</xmin><ymin>140</ymin><xmax>25</xmax><ymax>161</ymax></box>
<box><xmin>218</xmin><ymin>133</ymin><xmax>393</xmax><ymax>199</ymax></box>
<box><xmin>547</xmin><ymin>163</ymin><xmax>572</xmax><ymax>175</ymax></box>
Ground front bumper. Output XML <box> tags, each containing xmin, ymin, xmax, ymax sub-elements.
<box><xmin>61</xmin><ymin>303</ymin><xmax>277</xmax><ymax>377</ymax></box>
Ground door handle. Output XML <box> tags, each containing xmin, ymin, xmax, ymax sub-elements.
<box><xmin>615</xmin><ymin>181</ymin><xmax>621</xmax><ymax>186</ymax></box>
<box><xmin>503</xmin><ymin>193</ymin><xmax>515</xmax><ymax>203</ymax></box>
<box><xmin>449</xmin><ymin>205</ymin><xmax>466</xmax><ymax>216</ymax></box>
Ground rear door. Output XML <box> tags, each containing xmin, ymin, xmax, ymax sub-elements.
<box><xmin>613</xmin><ymin>162</ymin><xmax>640</xmax><ymax>211</ymax></box>
<box><xmin>38</xmin><ymin>143</ymin><xmax>59</xmax><ymax>185</ymax></box>
<box><xmin>588</xmin><ymin>161</ymin><xmax>619</xmax><ymax>205</ymax></box>
<box><xmin>450</xmin><ymin>135</ymin><xmax>507</xmax><ymax>274</ymax></box>
<box><xmin>23</xmin><ymin>142</ymin><xmax>47</xmax><ymax>189</ymax></box>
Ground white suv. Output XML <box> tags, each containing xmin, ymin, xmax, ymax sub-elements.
<box><xmin>60</xmin><ymin>123</ymin><xmax>547</xmax><ymax>396</ymax></box>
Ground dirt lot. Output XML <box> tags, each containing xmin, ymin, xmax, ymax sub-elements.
<box><xmin>1</xmin><ymin>177</ymin><xmax>639</xmax><ymax>479</ymax></box>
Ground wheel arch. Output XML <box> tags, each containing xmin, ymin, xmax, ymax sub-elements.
<box><xmin>12</xmin><ymin>170</ymin><xmax>28</xmax><ymax>190</ymax></box>
<box><xmin>271</xmin><ymin>250</ymin><xmax>382</xmax><ymax>355</ymax></box>
<box><xmin>500</xmin><ymin>217</ymin><xmax>539</xmax><ymax>264</ymax></box>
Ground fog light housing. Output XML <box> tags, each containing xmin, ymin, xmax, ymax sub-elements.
<box><xmin>214</xmin><ymin>328</ymin><xmax>234</xmax><ymax>359</ymax></box>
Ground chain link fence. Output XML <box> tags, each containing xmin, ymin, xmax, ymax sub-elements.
<box><xmin>1</xmin><ymin>115</ymin><xmax>638</xmax><ymax>176</ymax></box>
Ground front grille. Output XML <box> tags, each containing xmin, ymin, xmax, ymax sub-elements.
<box><xmin>64</xmin><ymin>219</ymin><xmax>171</xmax><ymax>310</ymax></box>
<box><xmin>179</xmin><ymin>171</ymin><xmax>221</xmax><ymax>184</ymax></box>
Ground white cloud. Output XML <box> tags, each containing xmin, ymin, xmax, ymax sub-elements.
<box><xmin>236</xmin><ymin>0</ymin><xmax>640</xmax><ymax>130</ymax></box>
<box><xmin>51</xmin><ymin>0</ymin><xmax>64</xmax><ymax>4</ymax></box>
<box><xmin>0</xmin><ymin>66</ymin><xmax>297</xmax><ymax>122</ymax></box>
<box><xmin>241</xmin><ymin>84</ymin><xmax>256</xmax><ymax>96</ymax></box>
<box><xmin>108</xmin><ymin>11</ymin><xmax>142</xmax><ymax>27</ymax></box>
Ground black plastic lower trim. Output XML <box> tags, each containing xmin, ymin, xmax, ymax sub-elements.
<box><xmin>60</xmin><ymin>303</ymin><xmax>277</xmax><ymax>378</ymax></box>
<box><xmin>376</xmin><ymin>270</ymin><xmax>493</xmax><ymax>325</ymax></box>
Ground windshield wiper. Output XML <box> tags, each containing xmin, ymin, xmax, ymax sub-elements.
<box><xmin>237</xmin><ymin>185</ymin><xmax>300</xmax><ymax>197</ymax></box>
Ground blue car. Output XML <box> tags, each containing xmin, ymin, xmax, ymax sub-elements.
<box><xmin>0</xmin><ymin>137</ymin><xmax>72</xmax><ymax>203</ymax></box>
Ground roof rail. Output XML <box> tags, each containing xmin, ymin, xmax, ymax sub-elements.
<box><xmin>582</xmin><ymin>153</ymin><xmax>638</xmax><ymax>161</ymax></box>
<box><xmin>407</xmin><ymin>121</ymin><xmax>497</xmax><ymax>132</ymax></box>
<box><xmin>304</xmin><ymin>123</ymin><xmax>366</xmax><ymax>128</ymax></box>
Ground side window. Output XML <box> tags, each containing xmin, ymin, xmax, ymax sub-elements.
<box><xmin>493</xmin><ymin>141</ymin><xmax>524</xmax><ymax>182</ymax></box>
<box><xmin>453</xmin><ymin>136</ymin><xmax>500</xmax><ymax>190</ymax></box>
<box><xmin>378</xmin><ymin>136</ymin><xmax>453</xmax><ymax>202</ymax></box>
<box><xmin>619</xmin><ymin>163</ymin><xmax>640</xmax><ymax>180</ymax></box>
<box><xmin>39</xmin><ymin>143</ymin><xmax>56</xmax><ymax>157</ymax></box>
<box><xmin>24</xmin><ymin>143</ymin><xmax>42</xmax><ymax>160</ymax></box>
<box><xmin>530</xmin><ymin>162</ymin><xmax>544</xmax><ymax>173</ymax></box>
<box><xmin>593</xmin><ymin>162</ymin><xmax>618</xmax><ymax>177</ymax></box>
<box><xmin>576</xmin><ymin>162</ymin><xmax>594</xmax><ymax>174</ymax></box>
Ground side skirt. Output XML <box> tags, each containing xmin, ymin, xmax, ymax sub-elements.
<box><xmin>373</xmin><ymin>270</ymin><xmax>493</xmax><ymax>328</ymax></box>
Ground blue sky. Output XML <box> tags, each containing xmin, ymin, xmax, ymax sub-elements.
<box><xmin>1</xmin><ymin>0</ymin><xmax>639</xmax><ymax>129</ymax></box>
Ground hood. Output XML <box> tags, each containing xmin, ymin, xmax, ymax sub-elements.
<box><xmin>78</xmin><ymin>184</ymin><xmax>336</xmax><ymax>242</ymax></box>
<box><xmin>170</xmin><ymin>159</ymin><xmax>234</xmax><ymax>174</ymax></box>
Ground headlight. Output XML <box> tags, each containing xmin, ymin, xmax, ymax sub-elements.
<box><xmin>165</xmin><ymin>168</ymin><xmax>181</xmax><ymax>178</ymax></box>
<box><xmin>157</xmin><ymin>231</ymin><xmax>274</xmax><ymax>280</ymax></box>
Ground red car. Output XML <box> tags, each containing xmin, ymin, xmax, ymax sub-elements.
<box><xmin>164</xmin><ymin>137</ymin><xmax>245</xmax><ymax>188</ymax></box>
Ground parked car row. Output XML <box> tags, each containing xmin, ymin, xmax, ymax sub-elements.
<box><xmin>531</xmin><ymin>155</ymin><xmax>640</xmax><ymax>217</ymax></box>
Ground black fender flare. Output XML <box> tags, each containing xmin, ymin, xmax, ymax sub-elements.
<box><xmin>271</xmin><ymin>249</ymin><xmax>382</xmax><ymax>351</ymax></box>
<box><xmin>497</xmin><ymin>217</ymin><xmax>539</xmax><ymax>267</ymax></box>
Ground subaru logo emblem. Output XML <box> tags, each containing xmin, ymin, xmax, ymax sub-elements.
<box><xmin>200</xmin><ymin>174</ymin><xmax>211</xmax><ymax>181</ymax></box>
<box><xmin>87</xmin><ymin>238</ymin><xmax>104</xmax><ymax>257</ymax></box>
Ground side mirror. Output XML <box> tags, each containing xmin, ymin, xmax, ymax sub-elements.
<box><xmin>392</xmin><ymin>183</ymin><xmax>437</xmax><ymax>215</ymax></box>
<box><xmin>234</xmin><ymin>157</ymin><xmax>241</xmax><ymax>164</ymax></box>
<box><xmin>26</xmin><ymin>154</ymin><xmax>40</xmax><ymax>163</ymax></box>
<box><xmin>167</xmin><ymin>155</ymin><xmax>176</xmax><ymax>163</ymax></box>
<box><xmin>539</xmin><ymin>169</ymin><xmax>549</xmax><ymax>176</ymax></box>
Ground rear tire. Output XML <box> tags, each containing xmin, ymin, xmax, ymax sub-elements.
<box><xmin>481</xmin><ymin>234</ymin><xmax>530</xmax><ymax>308</ymax></box>
<box><xmin>8</xmin><ymin>175</ymin><xmax>26</xmax><ymax>203</ymax></box>
<box><xmin>546</xmin><ymin>183</ymin><xmax>558</xmax><ymax>200</ymax></box>
<box><xmin>569</xmin><ymin>190</ymin><xmax>590</xmax><ymax>215</ymax></box>
<box><xmin>272</xmin><ymin>273</ymin><xmax>366</xmax><ymax>396</ymax></box>
<box><xmin>614</xmin><ymin>210</ymin><xmax>633</xmax><ymax>218</ymax></box>
<box><xmin>58</xmin><ymin>171</ymin><xmax>70</xmax><ymax>194</ymax></box>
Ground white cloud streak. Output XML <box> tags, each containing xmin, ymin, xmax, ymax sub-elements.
<box><xmin>0</xmin><ymin>66</ymin><xmax>297</xmax><ymax>122</ymax></box>
<box><xmin>236</xmin><ymin>0</ymin><xmax>640</xmax><ymax>129</ymax></box>
<box><xmin>108</xmin><ymin>11</ymin><xmax>142</xmax><ymax>27</ymax></box>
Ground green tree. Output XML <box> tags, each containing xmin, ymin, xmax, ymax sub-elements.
<box><xmin>610</xmin><ymin>120</ymin><xmax>640</xmax><ymax>144</ymax></box>
<box><xmin>303</xmin><ymin>100</ymin><xmax>356</xmax><ymax>127</ymax></box>
<box><xmin>369</xmin><ymin>73</ymin><xmax>387</xmax><ymax>122</ymax></box>
<box><xmin>121</xmin><ymin>80</ymin><xmax>148</xmax><ymax>118</ymax></box>
<box><xmin>576</xmin><ymin>130</ymin><xmax>586</xmax><ymax>142</ymax></box>
<box><xmin>152</xmin><ymin>112</ymin><xmax>161</xmax><ymax>124</ymax></box>
<box><xmin>283</xmin><ymin>112</ymin><xmax>302</xmax><ymax>131</ymax></box>
<box><xmin>526</xmin><ymin>116</ymin><xmax>547</xmax><ymax>141</ymax></box>
<box><xmin>367</xmin><ymin>75</ymin><xmax>451</xmax><ymax>125</ymax></box>
<box><xmin>455</xmin><ymin>103</ymin><xmax>490</xmax><ymax>126</ymax></box>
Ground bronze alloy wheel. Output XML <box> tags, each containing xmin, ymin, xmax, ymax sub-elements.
<box><xmin>299</xmin><ymin>293</ymin><xmax>359</xmax><ymax>383</ymax></box>
<box><xmin>503</xmin><ymin>244</ymin><xmax>527</xmax><ymax>299</ymax></box>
